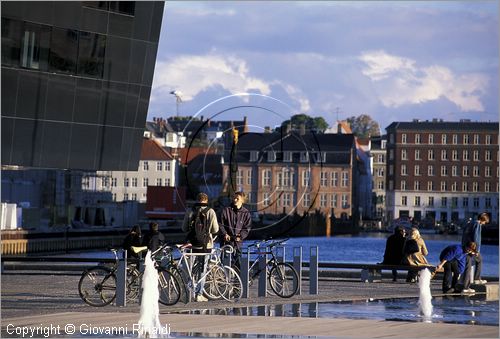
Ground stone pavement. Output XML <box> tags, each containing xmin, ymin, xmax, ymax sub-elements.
<box><xmin>1</xmin><ymin>272</ymin><xmax>498</xmax><ymax>338</ymax></box>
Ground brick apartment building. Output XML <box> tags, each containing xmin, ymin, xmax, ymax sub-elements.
<box><xmin>385</xmin><ymin>120</ymin><xmax>499</xmax><ymax>224</ymax></box>
<box><xmin>371</xmin><ymin>135</ymin><xmax>387</xmax><ymax>221</ymax></box>
<box><xmin>221</xmin><ymin>130</ymin><xmax>360</xmax><ymax>220</ymax></box>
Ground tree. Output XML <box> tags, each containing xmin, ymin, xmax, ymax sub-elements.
<box><xmin>346</xmin><ymin>114</ymin><xmax>380</xmax><ymax>137</ymax></box>
<box><xmin>278</xmin><ymin>114</ymin><xmax>329</xmax><ymax>133</ymax></box>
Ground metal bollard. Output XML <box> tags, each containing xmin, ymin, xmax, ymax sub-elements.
<box><xmin>277</xmin><ymin>246</ymin><xmax>285</xmax><ymax>264</ymax></box>
<box><xmin>309</xmin><ymin>246</ymin><xmax>318</xmax><ymax>295</ymax></box>
<box><xmin>258</xmin><ymin>251</ymin><xmax>267</xmax><ymax>297</ymax></box>
<box><xmin>116</xmin><ymin>249</ymin><xmax>127</xmax><ymax>307</ymax></box>
<box><xmin>293</xmin><ymin>247</ymin><xmax>302</xmax><ymax>295</ymax></box>
<box><xmin>241</xmin><ymin>249</ymin><xmax>250</xmax><ymax>298</ymax></box>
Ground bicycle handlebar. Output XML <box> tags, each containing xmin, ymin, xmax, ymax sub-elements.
<box><xmin>248</xmin><ymin>237</ymin><xmax>289</xmax><ymax>249</ymax></box>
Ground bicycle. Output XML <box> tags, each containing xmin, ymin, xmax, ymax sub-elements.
<box><xmin>78</xmin><ymin>247</ymin><xmax>181</xmax><ymax>307</ymax></box>
<box><xmin>245</xmin><ymin>238</ymin><xmax>299</xmax><ymax>298</ymax></box>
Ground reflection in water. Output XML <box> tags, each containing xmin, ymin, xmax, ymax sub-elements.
<box><xmin>181</xmin><ymin>295</ymin><xmax>497</xmax><ymax>326</ymax></box>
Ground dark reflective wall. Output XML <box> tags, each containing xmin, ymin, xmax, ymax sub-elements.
<box><xmin>1</xmin><ymin>1</ymin><xmax>164</xmax><ymax>170</ymax></box>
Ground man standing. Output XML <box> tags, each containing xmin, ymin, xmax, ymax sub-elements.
<box><xmin>381</xmin><ymin>226</ymin><xmax>406</xmax><ymax>281</ymax></box>
<box><xmin>219</xmin><ymin>191</ymin><xmax>252</xmax><ymax>269</ymax></box>
<box><xmin>461</xmin><ymin>213</ymin><xmax>489</xmax><ymax>289</ymax></box>
<box><xmin>436</xmin><ymin>242</ymin><xmax>477</xmax><ymax>294</ymax></box>
<box><xmin>182</xmin><ymin>192</ymin><xmax>219</xmax><ymax>301</ymax></box>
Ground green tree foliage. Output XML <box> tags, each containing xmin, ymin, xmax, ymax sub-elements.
<box><xmin>345</xmin><ymin>114</ymin><xmax>381</xmax><ymax>137</ymax></box>
<box><xmin>278</xmin><ymin>114</ymin><xmax>329</xmax><ymax>133</ymax></box>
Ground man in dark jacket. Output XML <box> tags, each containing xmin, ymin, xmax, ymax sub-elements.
<box><xmin>436</xmin><ymin>242</ymin><xmax>477</xmax><ymax>294</ymax></box>
<box><xmin>461</xmin><ymin>213</ymin><xmax>489</xmax><ymax>289</ymax></box>
<box><xmin>122</xmin><ymin>224</ymin><xmax>142</xmax><ymax>259</ymax></box>
<box><xmin>219</xmin><ymin>191</ymin><xmax>252</xmax><ymax>269</ymax></box>
<box><xmin>381</xmin><ymin>226</ymin><xmax>406</xmax><ymax>281</ymax></box>
<box><xmin>142</xmin><ymin>222</ymin><xmax>165</xmax><ymax>253</ymax></box>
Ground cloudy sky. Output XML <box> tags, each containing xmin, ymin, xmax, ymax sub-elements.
<box><xmin>148</xmin><ymin>1</ymin><xmax>499</xmax><ymax>133</ymax></box>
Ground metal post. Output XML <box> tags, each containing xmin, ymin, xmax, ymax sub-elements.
<box><xmin>277</xmin><ymin>246</ymin><xmax>285</xmax><ymax>263</ymax></box>
<box><xmin>258</xmin><ymin>251</ymin><xmax>267</xmax><ymax>297</ymax></box>
<box><xmin>292</xmin><ymin>303</ymin><xmax>301</xmax><ymax>317</ymax></box>
<box><xmin>309</xmin><ymin>246</ymin><xmax>318</xmax><ymax>295</ymax></box>
<box><xmin>293</xmin><ymin>247</ymin><xmax>302</xmax><ymax>295</ymax></box>
<box><xmin>241</xmin><ymin>249</ymin><xmax>250</xmax><ymax>299</ymax></box>
<box><xmin>116</xmin><ymin>249</ymin><xmax>127</xmax><ymax>307</ymax></box>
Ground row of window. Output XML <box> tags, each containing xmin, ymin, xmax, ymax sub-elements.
<box><xmin>142</xmin><ymin>161</ymin><xmax>172</xmax><ymax>171</ymax></box>
<box><xmin>398</xmin><ymin>164</ymin><xmax>497</xmax><ymax>177</ymax></box>
<box><xmin>396</xmin><ymin>133</ymin><xmax>494</xmax><ymax>145</ymax></box>
<box><xmin>106</xmin><ymin>177</ymin><xmax>172</xmax><ymax>187</ymax></box>
<box><xmin>391</xmin><ymin>149</ymin><xmax>494</xmax><ymax>161</ymax></box>
<box><xmin>398</xmin><ymin>180</ymin><xmax>496</xmax><ymax>192</ymax></box>
<box><xmin>2</xmin><ymin>18</ymin><xmax>106</xmax><ymax>78</ymax></box>
<box><xmin>113</xmin><ymin>192</ymin><xmax>147</xmax><ymax>202</ymax></box>
<box><xmin>261</xmin><ymin>192</ymin><xmax>350</xmax><ymax>209</ymax></box>
<box><xmin>401</xmin><ymin>196</ymin><xmax>494</xmax><ymax>209</ymax></box>
<box><xmin>250</xmin><ymin>169</ymin><xmax>350</xmax><ymax>188</ymax></box>
<box><xmin>252</xmin><ymin>151</ymin><xmax>327</xmax><ymax>163</ymax></box>
<box><xmin>82</xmin><ymin>1</ymin><xmax>136</xmax><ymax>16</ymax></box>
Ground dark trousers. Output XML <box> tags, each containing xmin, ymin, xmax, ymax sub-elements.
<box><xmin>442</xmin><ymin>259</ymin><xmax>460</xmax><ymax>292</ymax></box>
<box><xmin>463</xmin><ymin>253</ymin><xmax>483</xmax><ymax>288</ymax></box>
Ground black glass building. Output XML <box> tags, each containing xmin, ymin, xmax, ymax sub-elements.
<box><xmin>1</xmin><ymin>1</ymin><xmax>164</xmax><ymax>170</ymax></box>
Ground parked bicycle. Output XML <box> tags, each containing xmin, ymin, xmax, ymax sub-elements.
<box><xmin>78</xmin><ymin>247</ymin><xmax>181</xmax><ymax>307</ymax></box>
<box><xmin>245</xmin><ymin>238</ymin><xmax>299</xmax><ymax>298</ymax></box>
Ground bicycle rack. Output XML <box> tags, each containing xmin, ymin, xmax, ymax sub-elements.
<box><xmin>258</xmin><ymin>251</ymin><xmax>267</xmax><ymax>297</ymax></box>
<box><xmin>241</xmin><ymin>250</ymin><xmax>250</xmax><ymax>298</ymax></box>
<box><xmin>293</xmin><ymin>247</ymin><xmax>302</xmax><ymax>295</ymax></box>
<box><xmin>309</xmin><ymin>246</ymin><xmax>319</xmax><ymax>295</ymax></box>
<box><xmin>116</xmin><ymin>249</ymin><xmax>127</xmax><ymax>307</ymax></box>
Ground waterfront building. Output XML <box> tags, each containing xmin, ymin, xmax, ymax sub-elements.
<box><xmin>371</xmin><ymin>135</ymin><xmax>387</xmax><ymax>223</ymax></box>
<box><xmin>385</xmin><ymin>119</ymin><xmax>499</xmax><ymax>224</ymax></box>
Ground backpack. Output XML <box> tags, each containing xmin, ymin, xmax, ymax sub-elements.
<box><xmin>188</xmin><ymin>207</ymin><xmax>211</xmax><ymax>248</ymax></box>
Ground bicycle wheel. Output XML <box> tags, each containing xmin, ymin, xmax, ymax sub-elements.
<box><xmin>78</xmin><ymin>266</ymin><xmax>116</xmax><ymax>307</ymax></box>
<box><xmin>218</xmin><ymin>266</ymin><xmax>242</xmax><ymax>302</ymax></box>
<box><xmin>268</xmin><ymin>262</ymin><xmax>299</xmax><ymax>298</ymax></box>
<box><xmin>126</xmin><ymin>266</ymin><xmax>141</xmax><ymax>303</ymax></box>
<box><xmin>157</xmin><ymin>268</ymin><xmax>182</xmax><ymax>306</ymax></box>
<box><xmin>203</xmin><ymin>265</ymin><xmax>227</xmax><ymax>300</ymax></box>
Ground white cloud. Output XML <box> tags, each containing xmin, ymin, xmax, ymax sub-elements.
<box><xmin>359</xmin><ymin>50</ymin><xmax>488</xmax><ymax>111</ymax></box>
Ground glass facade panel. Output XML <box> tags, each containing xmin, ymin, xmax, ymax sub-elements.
<box><xmin>77</xmin><ymin>31</ymin><xmax>106</xmax><ymax>78</ymax></box>
<box><xmin>49</xmin><ymin>27</ymin><xmax>78</xmax><ymax>74</ymax></box>
<box><xmin>1</xmin><ymin>18</ymin><xmax>23</xmax><ymax>67</ymax></box>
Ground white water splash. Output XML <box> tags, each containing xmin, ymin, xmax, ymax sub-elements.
<box><xmin>137</xmin><ymin>251</ymin><xmax>167</xmax><ymax>338</ymax></box>
<box><xmin>418</xmin><ymin>268</ymin><xmax>433</xmax><ymax>321</ymax></box>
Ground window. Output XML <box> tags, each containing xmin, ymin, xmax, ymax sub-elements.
<box><xmin>472</xmin><ymin>182</ymin><xmax>479</xmax><ymax>192</ymax></box>
<box><xmin>389</xmin><ymin>149</ymin><xmax>394</xmax><ymax>160</ymax></box>
<box><xmin>111</xmin><ymin>178</ymin><xmax>117</xmax><ymax>187</ymax></box>
<box><xmin>320</xmin><ymin>194</ymin><xmax>327</xmax><ymax>208</ymax></box>
<box><xmin>485</xmin><ymin>166</ymin><xmax>491</xmax><ymax>177</ymax></box>
<box><xmin>442</xmin><ymin>134</ymin><xmax>447</xmax><ymax>144</ymax></box>
<box><xmin>428</xmin><ymin>165</ymin><xmax>434</xmax><ymax>176</ymax></box>
<box><xmin>441</xmin><ymin>150</ymin><xmax>448</xmax><ymax>160</ymax></box>
<box><xmin>320</xmin><ymin>171</ymin><xmax>328</xmax><ymax>187</ymax></box>
<box><xmin>109</xmin><ymin>1</ymin><xmax>136</xmax><ymax>15</ymax></box>
<box><xmin>302</xmin><ymin>193</ymin><xmax>310</xmax><ymax>207</ymax></box>
<box><xmin>462</xmin><ymin>197</ymin><xmax>468</xmax><ymax>207</ymax></box>
<box><xmin>452</xmin><ymin>150</ymin><xmax>458</xmax><ymax>161</ymax></box>
<box><xmin>415</xmin><ymin>134</ymin><xmax>421</xmax><ymax>144</ymax></box>
<box><xmin>250</xmin><ymin>151</ymin><xmax>258</xmax><ymax>162</ymax></box>
<box><xmin>143</xmin><ymin>178</ymin><xmax>148</xmax><ymax>187</ymax></box>
<box><xmin>462</xmin><ymin>182</ymin><xmax>468</xmax><ymax>192</ymax></box>
<box><xmin>451</xmin><ymin>181</ymin><xmax>457</xmax><ymax>192</ymax></box>
<box><xmin>485</xmin><ymin>197</ymin><xmax>492</xmax><ymax>208</ymax></box>
<box><xmin>300</xmin><ymin>152</ymin><xmax>309</xmax><ymax>162</ymax></box>
<box><xmin>428</xmin><ymin>134</ymin><xmax>434</xmax><ymax>144</ymax></box>
<box><xmin>331</xmin><ymin>171</ymin><xmax>339</xmax><ymax>186</ymax></box>
<box><xmin>376</xmin><ymin>167</ymin><xmax>385</xmax><ymax>177</ymax></box>
<box><xmin>485</xmin><ymin>182</ymin><xmax>491</xmax><ymax>192</ymax></box>
<box><xmin>131</xmin><ymin>193</ymin><xmax>137</xmax><ymax>201</ymax></box>
<box><xmin>452</xmin><ymin>197</ymin><xmax>458</xmax><ymax>208</ymax></box>
<box><xmin>157</xmin><ymin>162</ymin><xmax>163</xmax><ymax>171</ymax></box>
<box><xmin>428</xmin><ymin>196</ymin><xmax>434</xmax><ymax>207</ymax></box>
<box><xmin>401</xmin><ymin>149</ymin><xmax>407</xmax><ymax>160</ymax></box>
<box><xmin>341</xmin><ymin>172</ymin><xmax>349</xmax><ymax>187</ymax></box>
<box><xmin>165</xmin><ymin>178</ymin><xmax>170</xmax><ymax>186</ymax></box>
<box><xmin>452</xmin><ymin>166</ymin><xmax>458</xmax><ymax>177</ymax></box>
<box><xmin>486</xmin><ymin>135</ymin><xmax>492</xmax><ymax>145</ymax></box>
<box><xmin>427</xmin><ymin>181</ymin><xmax>434</xmax><ymax>191</ymax></box>
<box><xmin>341</xmin><ymin>194</ymin><xmax>349</xmax><ymax>208</ymax></box>
<box><xmin>414</xmin><ymin>196</ymin><xmax>421</xmax><ymax>206</ymax></box>
<box><xmin>462</xmin><ymin>166</ymin><xmax>469</xmax><ymax>177</ymax></box>
<box><xmin>301</xmin><ymin>170</ymin><xmax>310</xmax><ymax>187</ymax></box>
<box><xmin>473</xmin><ymin>166</ymin><xmax>479</xmax><ymax>177</ymax></box>
<box><xmin>377</xmin><ymin>154</ymin><xmax>385</xmax><ymax>163</ymax></box>
<box><xmin>473</xmin><ymin>197</ymin><xmax>480</xmax><ymax>208</ymax></box>
<box><xmin>165</xmin><ymin>162</ymin><xmax>171</xmax><ymax>171</ymax></box>
<box><xmin>402</xmin><ymin>134</ymin><xmax>407</xmax><ymax>144</ymax></box>
<box><xmin>463</xmin><ymin>134</ymin><xmax>470</xmax><ymax>144</ymax></box>
<box><xmin>283</xmin><ymin>193</ymin><xmax>291</xmax><ymax>207</ymax></box>
<box><xmin>463</xmin><ymin>150</ymin><xmax>469</xmax><ymax>161</ymax></box>
<box><xmin>414</xmin><ymin>165</ymin><xmax>421</xmax><ymax>176</ymax></box>
<box><xmin>377</xmin><ymin>180</ymin><xmax>385</xmax><ymax>189</ymax></box>
<box><xmin>132</xmin><ymin>178</ymin><xmax>137</xmax><ymax>187</ymax></box>
<box><xmin>18</xmin><ymin>22</ymin><xmax>51</xmax><ymax>71</ymax></box>
<box><xmin>156</xmin><ymin>178</ymin><xmax>162</xmax><ymax>186</ymax></box>
<box><xmin>247</xmin><ymin>169</ymin><xmax>252</xmax><ymax>185</ymax></box>
<box><xmin>112</xmin><ymin>193</ymin><xmax>116</xmax><ymax>201</ymax></box>
<box><xmin>440</xmin><ymin>181</ymin><xmax>447</xmax><ymax>191</ymax></box>
<box><xmin>415</xmin><ymin>149</ymin><xmax>421</xmax><ymax>160</ymax></box>
<box><xmin>473</xmin><ymin>150</ymin><xmax>479</xmax><ymax>161</ymax></box>
<box><xmin>284</xmin><ymin>151</ymin><xmax>292</xmax><ymax>162</ymax></box>
<box><xmin>77</xmin><ymin>32</ymin><xmax>106</xmax><ymax>78</ymax></box>
<box><xmin>389</xmin><ymin>165</ymin><xmax>394</xmax><ymax>176</ymax></box>
<box><xmin>414</xmin><ymin>180</ymin><xmax>420</xmax><ymax>191</ymax></box>
<box><xmin>267</xmin><ymin>151</ymin><xmax>276</xmax><ymax>162</ymax></box>
<box><xmin>428</xmin><ymin>149</ymin><xmax>435</xmax><ymax>160</ymax></box>
<box><xmin>123</xmin><ymin>193</ymin><xmax>128</xmax><ymax>200</ymax></box>
<box><xmin>143</xmin><ymin>161</ymin><xmax>149</xmax><ymax>171</ymax></box>
<box><xmin>263</xmin><ymin>193</ymin><xmax>270</xmax><ymax>207</ymax></box>
<box><xmin>330</xmin><ymin>194</ymin><xmax>337</xmax><ymax>208</ymax></box>
<box><xmin>441</xmin><ymin>197</ymin><xmax>447</xmax><ymax>207</ymax></box>
<box><xmin>401</xmin><ymin>196</ymin><xmax>407</xmax><ymax>206</ymax></box>
<box><xmin>485</xmin><ymin>150</ymin><xmax>492</xmax><ymax>161</ymax></box>
<box><xmin>124</xmin><ymin>178</ymin><xmax>129</xmax><ymax>187</ymax></box>
<box><xmin>262</xmin><ymin>169</ymin><xmax>271</xmax><ymax>186</ymax></box>
<box><xmin>49</xmin><ymin>28</ymin><xmax>78</xmax><ymax>74</ymax></box>
<box><xmin>440</xmin><ymin>166</ymin><xmax>447</xmax><ymax>176</ymax></box>
<box><xmin>401</xmin><ymin>180</ymin><xmax>406</xmax><ymax>190</ymax></box>
<box><xmin>452</xmin><ymin>134</ymin><xmax>458</xmax><ymax>144</ymax></box>
<box><xmin>2</xmin><ymin>18</ymin><xmax>23</xmax><ymax>67</ymax></box>
<box><xmin>389</xmin><ymin>180</ymin><xmax>394</xmax><ymax>190</ymax></box>
<box><xmin>237</xmin><ymin>169</ymin><xmax>243</xmax><ymax>186</ymax></box>
<box><xmin>473</xmin><ymin>134</ymin><xmax>480</xmax><ymax>144</ymax></box>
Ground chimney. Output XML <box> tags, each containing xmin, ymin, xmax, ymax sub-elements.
<box><xmin>285</xmin><ymin>122</ymin><xmax>292</xmax><ymax>134</ymax></box>
<box><xmin>299</xmin><ymin>123</ymin><xmax>306</xmax><ymax>136</ymax></box>
<box><xmin>264</xmin><ymin>126</ymin><xmax>271</xmax><ymax>133</ymax></box>
<box><xmin>243</xmin><ymin>116</ymin><xmax>249</xmax><ymax>133</ymax></box>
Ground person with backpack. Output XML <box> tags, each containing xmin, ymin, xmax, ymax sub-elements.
<box><xmin>461</xmin><ymin>212</ymin><xmax>489</xmax><ymax>292</ymax></box>
<box><xmin>182</xmin><ymin>192</ymin><xmax>219</xmax><ymax>301</ymax></box>
<box><xmin>219</xmin><ymin>191</ymin><xmax>252</xmax><ymax>270</ymax></box>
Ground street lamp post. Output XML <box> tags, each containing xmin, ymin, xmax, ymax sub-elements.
<box><xmin>169</xmin><ymin>90</ymin><xmax>182</xmax><ymax>116</ymax></box>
